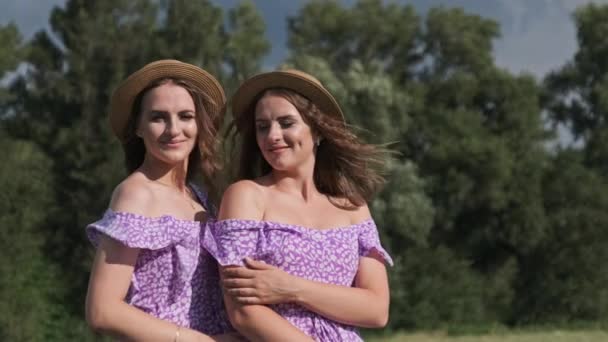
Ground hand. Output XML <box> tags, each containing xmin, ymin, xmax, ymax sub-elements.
<box><xmin>221</xmin><ymin>258</ymin><xmax>300</xmax><ymax>305</ymax></box>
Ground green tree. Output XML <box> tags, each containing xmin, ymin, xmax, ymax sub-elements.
<box><xmin>0</xmin><ymin>23</ymin><xmax>79</xmax><ymax>341</ymax></box>
<box><xmin>534</xmin><ymin>3</ymin><xmax>608</xmax><ymax>323</ymax></box>
<box><xmin>9</xmin><ymin>1</ymin><xmax>162</xmax><ymax>323</ymax></box>
<box><xmin>160</xmin><ymin>0</ymin><xmax>270</xmax><ymax>90</ymax></box>
<box><xmin>516</xmin><ymin>150</ymin><xmax>608</xmax><ymax>323</ymax></box>
<box><xmin>161</xmin><ymin>0</ymin><xmax>226</xmax><ymax>76</ymax></box>
<box><xmin>0</xmin><ymin>133</ymin><xmax>99</xmax><ymax>341</ymax></box>
<box><xmin>544</xmin><ymin>3</ymin><xmax>608</xmax><ymax>172</ymax></box>
<box><xmin>0</xmin><ymin>23</ymin><xmax>22</xmax><ymax>107</ymax></box>
<box><xmin>287</xmin><ymin>0</ymin><xmax>434</xmax><ymax>253</ymax></box>
<box><xmin>288</xmin><ymin>0</ymin><xmax>421</xmax><ymax>80</ymax></box>
<box><xmin>388</xmin><ymin>247</ymin><xmax>486</xmax><ymax>330</ymax></box>
<box><xmin>4</xmin><ymin>0</ymin><xmax>270</xmax><ymax>337</ymax></box>
<box><xmin>224</xmin><ymin>0</ymin><xmax>271</xmax><ymax>88</ymax></box>
<box><xmin>287</xmin><ymin>1</ymin><xmax>550</xmax><ymax>328</ymax></box>
<box><xmin>286</xmin><ymin>1</ymin><xmax>436</xmax><ymax>329</ymax></box>
<box><xmin>413</xmin><ymin>7</ymin><xmax>548</xmax><ymax>322</ymax></box>
<box><xmin>423</xmin><ymin>7</ymin><xmax>498</xmax><ymax>75</ymax></box>
<box><xmin>5</xmin><ymin>0</ymin><xmax>604</xmax><ymax>335</ymax></box>
<box><xmin>544</xmin><ymin>4</ymin><xmax>608</xmax><ymax>139</ymax></box>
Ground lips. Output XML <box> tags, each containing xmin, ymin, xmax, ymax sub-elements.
<box><xmin>268</xmin><ymin>146</ymin><xmax>289</xmax><ymax>153</ymax></box>
<box><xmin>162</xmin><ymin>140</ymin><xmax>186</xmax><ymax>148</ymax></box>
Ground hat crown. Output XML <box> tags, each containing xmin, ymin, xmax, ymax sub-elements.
<box><xmin>109</xmin><ymin>59</ymin><xmax>225</xmax><ymax>142</ymax></box>
<box><xmin>280</xmin><ymin>69</ymin><xmax>323</xmax><ymax>87</ymax></box>
<box><xmin>231</xmin><ymin>68</ymin><xmax>344</xmax><ymax>123</ymax></box>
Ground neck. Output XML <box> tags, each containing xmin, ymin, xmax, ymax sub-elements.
<box><xmin>271</xmin><ymin>156</ymin><xmax>318</xmax><ymax>202</ymax></box>
<box><xmin>139</xmin><ymin>154</ymin><xmax>189</xmax><ymax>191</ymax></box>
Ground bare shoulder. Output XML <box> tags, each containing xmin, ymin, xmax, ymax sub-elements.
<box><xmin>329</xmin><ymin>196</ymin><xmax>373</xmax><ymax>224</ymax></box>
<box><xmin>109</xmin><ymin>174</ymin><xmax>155</xmax><ymax>216</ymax></box>
<box><xmin>350</xmin><ymin>202</ymin><xmax>372</xmax><ymax>224</ymax></box>
<box><xmin>219</xmin><ymin>179</ymin><xmax>266</xmax><ymax>220</ymax></box>
<box><xmin>222</xmin><ymin>179</ymin><xmax>264</xmax><ymax>199</ymax></box>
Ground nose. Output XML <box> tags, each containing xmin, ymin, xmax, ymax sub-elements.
<box><xmin>165</xmin><ymin>116</ymin><xmax>180</xmax><ymax>136</ymax></box>
<box><xmin>266</xmin><ymin>122</ymin><xmax>281</xmax><ymax>142</ymax></box>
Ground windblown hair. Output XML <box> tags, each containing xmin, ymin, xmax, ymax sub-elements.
<box><xmin>122</xmin><ymin>77</ymin><xmax>223</xmax><ymax>204</ymax></box>
<box><xmin>229</xmin><ymin>88</ymin><xmax>387</xmax><ymax>208</ymax></box>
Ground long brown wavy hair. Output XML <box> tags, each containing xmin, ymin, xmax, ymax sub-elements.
<box><xmin>229</xmin><ymin>88</ymin><xmax>387</xmax><ymax>208</ymax></box>
<box><xmin>122</xmin><ymin>77</ymin><xmax>224</xmax><ymax>205</ymax></box>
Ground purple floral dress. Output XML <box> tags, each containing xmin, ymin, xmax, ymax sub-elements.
<box><xmin>203</xmin><ymin>218</ymin><xmax>393</xmax><ymax>341</ymax></box>
<box><xmin>86</xmin><ymin>186</ymin><xmax>231</xmax><ymax>334</ymax></box>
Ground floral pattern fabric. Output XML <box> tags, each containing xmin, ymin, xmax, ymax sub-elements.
<box><xmin>203</xmin><ymin>218</ymin><xmax>393</xmax><ymax>341</ymax></box>
<box><xmin>86</xmin><ymin>186</ymin><xmax>231</xmax><ymax>334</ymax></box>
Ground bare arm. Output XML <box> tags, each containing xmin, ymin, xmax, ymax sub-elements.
<box><xmin>222</xmin><ymin>279</ymin><xmax>313</xmax><ymax>341</ymax></box>
<box><xmin>222</xmin><ymin>204</ymin><xmax>390</xmax><ymax>328</ymax></box>
<box><xmin>218</xmin><ymin>181</ymin><xmax>313</xmax><ymax>341</ymax></box>
<box><xmin>223</xmin><ymin>253</ymin><xmax>389</xmax><ymax>328</ymax></box>
<box><xmin>86</xmin><ymin>236</ymin><xmax>218</xmax><ymax>341</ymax></box>
<box><xmin>85</xmin><ymin>181</ymin><xmax>227</xmax><ymax>341</ymax></box>
<box><xmin>296</xmin><ymin>254</ymin><xmax>389</xmax><ymax>327</ymax></box>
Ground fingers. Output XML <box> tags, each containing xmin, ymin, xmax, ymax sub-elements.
<box><xmin>222</xmin><ymin>266</ymin><xmax>256</xmax><ymax>279</ymax></box>
<box><xmin>222</xmin><ymin>277</ymin><xmax>253</xmax><ymax>289</ymax></box>
<box><xmin>226</xmin><ymin>287</ymin><xmax>257</xmax><ymax>297</ymax></box>
<box><xmin>233</xmin><ymin>296</ymin><xmax>263</xmax><ymax>305</ymax></box>
<box><xmin>244</xmin><ymin>257</ymin><xmax>273</xmax><ymax>270</ymax></box>
<box><xmin>225</xmin><ymin>287</ymin><xmax>263</xmax><ymax>305</ymax></box>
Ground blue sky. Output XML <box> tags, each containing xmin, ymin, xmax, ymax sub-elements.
<box><xmin>2</xmin><ymin>0</ymin><xmax>608</xmax><ymax>78</ymax></box>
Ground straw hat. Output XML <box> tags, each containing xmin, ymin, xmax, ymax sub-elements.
<box><xmin>231</xmin><ymin>69</ymin><xmax>344</xmax><ymax>122</ymax></box>
<box><xmin>109</xmin><ymin>59</ymin><xmax>226</xmax><ymax>142</ymax></box>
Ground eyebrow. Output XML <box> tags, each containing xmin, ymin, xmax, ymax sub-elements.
<box><xmin>149</xmin><ymin>109</ymin><xmax>195</xmax><ymax>115</ymax></box>
<box><xmin>255</xmin><ymin>114</ymin><xmax>296</xmax><ymax>122</ymax></box>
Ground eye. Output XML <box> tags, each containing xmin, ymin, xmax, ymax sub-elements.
<box><xmin>150</xmin><ymin>114</ymin><xmax>164</xmax><ymax>122</ymax></box>
<box><xmin>256</xmin><ymin>123</ymin><xmax>270</xmax><ymax>132</ymax></box>
<box><xmin>148</xmin><ymin>111</ymin><xmax>168</xmax><ymax>122</ymax></box>
<box><xmin>179</xmin><ymin>112</ymin><xmax>195</xmax><ymax>120</ymax></box>
<box><xmin>279</xmin><ymin>119</ymin><xmax>294</xmax><ymax>129</ymax></box>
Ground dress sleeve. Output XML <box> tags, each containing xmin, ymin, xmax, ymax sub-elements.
<box><xmin>86</xmin><ymin>210</ymin><xmax>191</xmax><ymax>250</ymax></box>
<box><xmin>358</xmin><ymin>220</ymin><xmax>394</xmax><ymax>266</ymax></box>
<box><xmin>203</xmin><ymin>219</ymin><xmax>278</xmax><ymax>267</ymax></box>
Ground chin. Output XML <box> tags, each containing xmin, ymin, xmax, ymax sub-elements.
<box><xmin>267</xmin><ymin>161</ymin><xmax>297</xmax><ymax>172</ymax></box>
<box><xmin>155</xmin><ymin>151</ymin><xmax>192</xmax><ymax>165</ymax></box>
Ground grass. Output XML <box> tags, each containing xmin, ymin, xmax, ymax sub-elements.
<box><xmin>366</xmin><ymin>330</ymin><xmax>608</xmax><ymax>342</ymax></box>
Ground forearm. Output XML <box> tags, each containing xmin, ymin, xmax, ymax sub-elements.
<box><xmin>224</xmin><ymin>295</ymin><xmax>313</xmax><ymax>342</ymax></box>
<box><xmin>294</xmin><ymin>279</ymin><xmax>389</xmax><ymax>328</ymax></box>
<box><xmin>87</xmin><ymin>300</ymin><xmax>214</xmax><ymax>342</ymax></box>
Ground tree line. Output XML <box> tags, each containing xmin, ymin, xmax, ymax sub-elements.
<box><xmin>1</xmin><ymin>0</ymin><xmax>607</xmax><ymax>340</ymax></box>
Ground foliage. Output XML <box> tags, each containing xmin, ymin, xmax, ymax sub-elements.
<box><xmin>1</xmin><ymin>0</ymin><xmax>607</xmax><ymax>338</ymax></box>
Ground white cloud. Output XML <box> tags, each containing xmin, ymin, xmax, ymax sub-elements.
<box><xmin>492</xmin><ymin>0</ymin><xmax>608</xmax><ymax>77</ymax></box>
<box><xmin>4</xmin><ymin>0</ymin><xmax>608</xmax><ymax>78</ymax></box>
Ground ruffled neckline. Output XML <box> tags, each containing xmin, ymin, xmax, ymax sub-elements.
<box><xmin>212</xmin><ymin>218</ymin><xmax>374</xmax><ymax>233</ymax></box>
<box><xmin>104</xmin><ymin>208</ymin><xmax>205</xmax><ymax>225</ymax></box>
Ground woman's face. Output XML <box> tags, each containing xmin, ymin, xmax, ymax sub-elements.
<box><xmin>254</xmin><ymin>93</ymin><xmax>316</xmax><ymax>172</ymax></box>
<box><xmin>137</xmin><ymin>82</ymin><xmax>198</xmax><ymax>167</ymax></box>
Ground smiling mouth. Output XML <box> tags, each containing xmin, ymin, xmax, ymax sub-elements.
<box><xmin>162</xmin><ymin>141</ymin><xmax>186</xmax><ymax>147</ymax></box>
<box><xmin>268</xmin><ymin>146</ymin><xmax>289</xmax><ymax>153</ymax></box>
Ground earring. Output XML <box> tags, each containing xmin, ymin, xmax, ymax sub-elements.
<box><xmin>315</xmin><ymin>137</ymin><xmax>322</xmax><ymax>147</ymax></box>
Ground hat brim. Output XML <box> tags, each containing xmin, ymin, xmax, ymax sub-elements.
<box><xmin>231</xmin><ymin>70</ymin><xmax>344</xmax><ymax>122</ymax></box>
<box><xmin>109</xmin><ymin>60</ymin><xmax>225</xmax><ymax>143</ymax></box>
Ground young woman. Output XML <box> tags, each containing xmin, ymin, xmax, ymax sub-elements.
<box><xmin>85</xmin><ymin>60</ymin><xmax>238</xmax><ymax>341</ymax></box>
<box><xmin>203</xmin><ymin>69</ymin><xmax>393</xmax><ymax>341</ymax></box>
